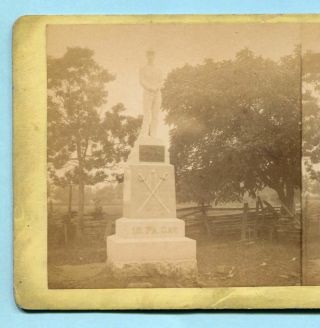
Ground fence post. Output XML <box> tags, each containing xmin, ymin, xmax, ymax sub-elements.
<box><xmin>241</xmin><ymin>202</ymin><xmax>248</xmax><ymax>241</ymax></box>
<box><xmin>200</xmin><ymin>203</ymin><xmax>212</xmax><ymax>240</ymax></box>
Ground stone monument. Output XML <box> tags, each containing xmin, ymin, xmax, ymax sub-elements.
<box><xmin>106</xmin><ymin>50</ymin><xmax>197</xmax><ymax>277</ymax></box>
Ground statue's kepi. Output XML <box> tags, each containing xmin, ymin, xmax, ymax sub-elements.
<box><xmin>106</xmin><ymin>50</ymin><xmax>197</xmax><ymax>277</ymax></box>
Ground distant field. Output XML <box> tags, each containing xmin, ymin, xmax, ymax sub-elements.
<box><xmin>51</xmin><ymin>202</ymin><xmax>285</xmax><ymax>218</ymax></box>
<box><xmin>52</xmin><ymin>204</ymin><xmax>122</xmax><ymax>216</ymax></box>
<box><xmin>52</xmin><ymin>203</ymin><xmax>247</xmax><ymax>217</ymax></box>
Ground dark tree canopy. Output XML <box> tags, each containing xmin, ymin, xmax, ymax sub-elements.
<box><xmin>162</xmin><ymin>48</ymin><xmax>301</xmax><ymax>210</ymax></box>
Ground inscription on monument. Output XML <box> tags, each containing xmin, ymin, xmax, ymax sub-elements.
<box><xmin>132</xmin><ymin>225</ymin><xmax>178</xmax><ymax>236</ymax></box>
<box><xmin>139</xmin><ymin>145</ymin><xmax>165</xmax><ymax>162</ymax></box>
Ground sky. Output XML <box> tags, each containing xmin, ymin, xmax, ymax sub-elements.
<box><xmin>47</xmin><ymin>23</ymin><xmax>300</xmax><ymax>140</ymax></box>
<box><xmin>302</xmin><ymin>24</ymin><xmax>320</xmax><ymax>53</ymax></box>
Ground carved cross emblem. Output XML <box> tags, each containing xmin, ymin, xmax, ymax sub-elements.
<box><xmin>137</xmin><ymin>170</ymin><xmax>170</xmax><ymax>214</ymax></box>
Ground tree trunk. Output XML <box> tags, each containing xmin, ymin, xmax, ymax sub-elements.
<box><xmin>200</xmin><ymin>202</ymin><xmax>212</xmax><ymax>239</ymax></box>
<box><xmin>276</xmin><ymin>182</ymin><xmax>295</xmax><ymax>217</ymax></box>
<box><xmin>68</xmin><ymin>184</ymin><xmax>73</xmax><ymax>217</ymax></box>
<box><xmin>75</xmin><ymin>133</ymin><xmax>85</xmax><ymax>241</ymax></box>
<box><xmin>78</xmin><ymin>182</ymin><xmax>85</xmax><ymax>238</ymax></box>
<box><xmin>241</xmin><ymin>202</ymin><xmax>249</xmax><ymax>241</ymax></box>
<box><xmin>64</xmin><ymin>184</ymin><xmax>72</xmax><ymax>246</ymax></box>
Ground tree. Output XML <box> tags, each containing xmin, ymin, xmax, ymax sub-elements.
<box><xmin>302</xmin><ymin>51</ymin><xmax>320</xmax><ymax>182</ymax></box>
<box><xmin>162</xmin><ymin>48</ymin><xmax>301</xmax><ymax>213</ymax></box>
<box><xmin>48</xmin><ymin>47</ymin><xmax>141</xmax><ymax>238</ymax></box>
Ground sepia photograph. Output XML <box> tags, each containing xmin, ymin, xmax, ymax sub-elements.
<box><xmin>7</xmin><ymin>0</ymin><xmax>320</xmax><ymax>325</ymax></box>
<box><xmin>45</xmin><ymin>23</ymin><xmax>306</xmax><ymax>289</ymax></box>
<box><xmin>302</xmin><ymin>24</ymin><xmax>320</xmax><ymax>286</ymax></box>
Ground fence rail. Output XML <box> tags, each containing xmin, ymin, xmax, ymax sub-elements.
<box><xmin>48</xmin><ymin>203</ymin><xmax>301</xmax><ymax>246</ymax></box>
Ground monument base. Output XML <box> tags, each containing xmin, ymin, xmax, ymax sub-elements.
<box><xmin>106</xmin><ymin>136</ymin><xmax>197</xmax><ymax>280</ymax></box>
<box><xmin>106</xmin><ymin>259</ymin><xmax>197</xmax><ymax>280</ymax></box>
<box><xmin>106</xmin><ymin>222</ymin><xmax>197</xmax><ymax>278</ymax></box>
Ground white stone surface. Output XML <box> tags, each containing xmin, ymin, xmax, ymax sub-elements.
<box><xmin>123</xmin><ymin>163</ymin><xmax>176</xmax><ymax>219</ymax></box>
<box><xmin>115</xmin><ymin>218</ymin><xmax>185</xmax><ymax>238</ymax></box>
<box><xmin>107</xmin><ymin>234</ymin><xmax>196</xmax><ymax>267</ymax></box>
<box><xmin>106</xmin><ymin>112</ymin><xmax>197</xmax><ymax>276</ymax></box>
<box><xmin>139</xmin><ymin>50</ymin><xmax>162</xmax><ymax>138</ymax></box>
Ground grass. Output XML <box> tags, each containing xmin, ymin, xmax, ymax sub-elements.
<box><xmin>48</xmin><ymin>235</ymin><xmax>301</xmax><ymax>288</ymax></box>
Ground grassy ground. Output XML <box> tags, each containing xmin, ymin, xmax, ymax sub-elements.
<box><xmin>304</xmin><ymin>197</ymin><xmax>320</xmax><ymax>285</ymax></box>
<box><xmin>48</xmin><ymin>202</ymin><xmax>302</xmax><ymax>288</ymax></box>
<box><xmin>304</xmin><ymin>237</ymin><xmax>320</xmax><ymax>285</ymax></box>
<box><xmin>48</xmin><ymin>238</ymin><xmax>301</xmax><ymax>289</ymax></box>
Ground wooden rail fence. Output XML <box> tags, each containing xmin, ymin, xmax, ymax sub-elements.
<box><xmin>48</xmin><ymin>202</ymin><xmax>301</xmax><ymax>246</ymax></box>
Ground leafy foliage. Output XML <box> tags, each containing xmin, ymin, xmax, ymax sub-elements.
<box><xmin>162</xmin><ymin>48</ymin><xmax>301</xmax><ymax>209</ymax></box>
<box><xmin>47</xmin><ymin>47</ymin><xmax>141</xmax><ymax>232</ymax></box>
<box><xmin>302</xmin><ymin>51</ymin><xmax>320</xmax><ymax>182</ymax></box>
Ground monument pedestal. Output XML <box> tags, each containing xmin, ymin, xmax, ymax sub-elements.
<box><xmin>106</xmin><ymin>137</ymin><xmax>197</xmax><ymax>277</ymax></box>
